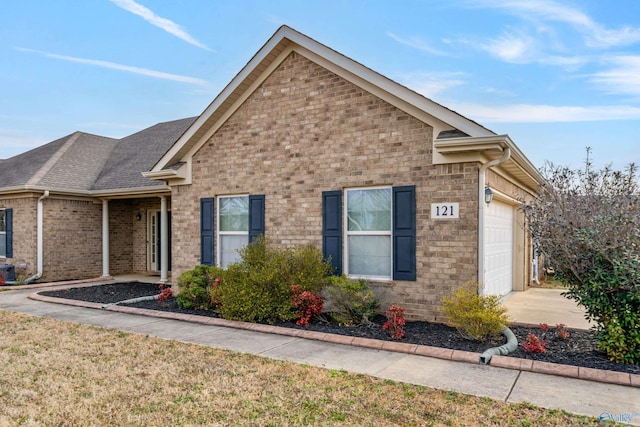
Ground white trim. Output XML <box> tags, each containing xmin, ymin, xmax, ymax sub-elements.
<box><xmin>0</xmin><ymin>185</ymin><xmax>171</xmax><ymax>199</ymax></box>
<box><xmin>148</xmin><ymin>211</ymin><xmax>158</xmax><ymax>272</ymax></box>
<box><xmin>216</xmin><ymin>195</ymin><xmax>249</xmax><ymax>268</ymax></box>
<box><xmin>101</xmin><ymin>199</ymin><xmax>109</xmax><ymax>277</ymax></box>
<box><xmin>344</xmin><ymin>186</ymin><xmax>393</xmax><ymax>280</ymax></box>
<box><xmin>149</xmin><ymin>25</ymin><xmax>496</xmax><ymax>175</ymax></box>
<box><xmin>183</xmin><ymin>48</ymin><xmax>295</xmax><ymax>163</ymax></box>
<box><xmin>159</xmin><ymin>196</ymin><xmax>169</xmax><ymax>283</ymax></box>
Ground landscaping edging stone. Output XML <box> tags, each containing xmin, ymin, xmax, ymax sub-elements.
<box><xmin>29</xmin><ymin>291</ymin><xmax>640</xmax><ymax>389</ymax></box>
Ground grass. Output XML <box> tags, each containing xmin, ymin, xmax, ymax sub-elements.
<box><xmin>0</xmin><ymin>310</ymin><xmax>599</xmax><ymax>426</ymax></box>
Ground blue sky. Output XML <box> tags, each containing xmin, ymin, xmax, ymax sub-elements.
<box><xmin>1</xmin><ymin>0</ymin><xmax>639</xmax><ymax>170</ymax></box>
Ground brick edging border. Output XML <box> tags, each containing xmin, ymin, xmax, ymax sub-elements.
<box><xmin>28</xmin><ymin>292</ymin><xmax>640</xmax><ymax>389</ymax></box>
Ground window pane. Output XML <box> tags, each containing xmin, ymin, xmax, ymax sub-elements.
<box><xmin>348</xmin><ymin>235</ymin><xmax>391</xmax><ymax>277</ymax></box>
<box><xmin>220</xmin><ymin>235</ymin><xmax>247</xmax><ymax>268</ymax></box>
<box><xmin>0</xmin><ymin>234</ymin><xmax>5</xmax><ymax>257</ymax></box>
<box><xmin>219</xmin><ymin>197</ymin><xmax>248</xmax><ymax>231</ymax></box>
<box><xmin>347</xmin><ymin>188</ymin><xmax>391</xmax><ymax>231</ymax></box>
<box><xmin>0</xmin><ymin>211</ymin><xmax>4</xmax><ymax>232</ymax></box>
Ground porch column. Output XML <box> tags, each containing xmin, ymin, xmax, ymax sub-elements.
<box><xmin>102</xmin><ymin>199</ymin><xmax>110</xmax><ymax>277</ymax></box>
<box><xmin>160</xmin><ymin>196</ymin><xmax>169</xmax><ymax>283</ymax></box>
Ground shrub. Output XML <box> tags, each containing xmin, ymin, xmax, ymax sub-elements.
<box><xmin>176</xmin><ymin>265</ymin><xmax>223</xmax><ymax>310</ymax></box>
<box><xmin>555</xmin><ymin>324</ymin><xmax>570</xmax><ymax>340</ymax></box>
<box><xmin>323</xmin><ymin>275</ymin><xmax>379</xmax><ymax>326</ymax></box>
<box><xmin>521</xmin><ymin>150</ymin><xmax>640</xmax><ymax>363</ymax></box>
<box><xmin>382</xmin><ymin>305</ymin><xmax>406</xmax><ymax>340</ymax></box>
<box><xmin>442</xmin><ymin>281</ymin><xmax>510</xmax><ymax>342</ymax></box>
<box><xmin>158</xmin><ymin>284</ymin><xmax>172</xmax><ymax>303</ymax></box>
<box><xmin>0</xmin><ymin>275</ymin><xmax>5</xmax><ymax>286</ymax></box>
<box><xmin>291</xmin><ymin>285</ymin><xmax>324</xmax><ymax>326</ymax></box>
<box><xmin>212</xmin><ymin>238</ymin><xmax>333</xmax><ymax>324</ymax></box>
<box><xmin>284</xmin><ymin>244</ymin><xmax>333</xmax><ymax>293</ymax></box>
<box><xmin>522</xmin><ymin>333</ymin><xmax>547</xmax><ymax>353</ymax></box>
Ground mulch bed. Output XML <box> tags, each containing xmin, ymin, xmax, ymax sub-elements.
<box><xmin>40</xmin><ymin>281</ymin><xmax>639</xmax><ymax>375</ymax></box>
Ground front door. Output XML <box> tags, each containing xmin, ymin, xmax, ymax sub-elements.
<box><xmin>148</xmin><ymin>211</ymin><xmax>172</xmax><ymax>272</ymax></box>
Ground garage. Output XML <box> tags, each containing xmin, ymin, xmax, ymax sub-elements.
<box><xmin>483</xmin><ymin>200</ymin><xmax>514</xmax><ymax>296</ymax></box>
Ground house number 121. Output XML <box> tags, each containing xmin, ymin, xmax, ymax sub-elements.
<box><xmin>431</xmin><ymin>203</ymin><xmax>459</xmax><ymax>219</ymax></box>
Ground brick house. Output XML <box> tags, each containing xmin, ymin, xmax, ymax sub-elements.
<box><xmin>0</xmin><ymin>118</ymin><xmax>195</xmax><ymax>284</ymax></box>
<box><xmin>0</xmin><ymin>26</ymin><xmax>541</xmax><ymax>319</ymax></box>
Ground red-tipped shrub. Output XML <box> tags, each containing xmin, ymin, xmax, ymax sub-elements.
<box><xmin>291</xmin><ymin>285</ymin><xmax>324</xmax><ymax>327</ymax></box>
<box><xmin>383</xmin><ymin>305</ymin><xmax>406</xmax><ymax>340</ymax></box>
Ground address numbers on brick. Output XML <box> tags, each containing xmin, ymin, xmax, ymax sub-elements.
<box><xmin>431</xmin><ymin>203</ymin><xmax>459</xmax><ymax>219</ymax></box>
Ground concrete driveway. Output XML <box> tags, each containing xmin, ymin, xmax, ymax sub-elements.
<box><xmin>504</xmin><ymin>287</ymin><xmax>592</xmax><ymax>330</ymax></box>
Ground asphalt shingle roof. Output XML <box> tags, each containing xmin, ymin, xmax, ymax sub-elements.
<box><xmin>92</xmin><ymin>117</ymin><xmax>196</xmax><ymax>191</ymax></box>
<box><xmin>0</xmin><ymin>117</ymin><xmax>196</xmax><ymax>194</ymax></box>
<box><xmin>0</xmin><ymin>133</ymin><xmax>117</xmax><ymax>190</ymax></box>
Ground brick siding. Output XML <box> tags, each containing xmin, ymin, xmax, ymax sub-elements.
<box><xmin>42</xmin><ymin>198</ymin><xmax>102</xmax><ymax>281</ymax></box>
<box><xmin>170</xmin><ymin>52</ymin><xmax>480</xmax><ymax>320</ymax></box>
<box><xmin>0</xmin><ymin>196</ymin><xmax>38</xmax><ymax>279</ymax></box>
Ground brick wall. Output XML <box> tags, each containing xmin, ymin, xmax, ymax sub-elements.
<box><xmin>108</xmin><ymin>200</ymin><xmax>133</xmax><ymax>275</ymax></box>
<box><xmin>0</xmin><ymin>196</ymin><xmax>38</xmax><ymax>279</ymax></box>
<box><xmin>170</xmin><ymin>52</ymin><xmax>480</xmax><ymax>320</ymax></box>
<box><xmin>42</xmin><ymin>198</ymin><xmax>102</xmax><ymax>281</ymax></box>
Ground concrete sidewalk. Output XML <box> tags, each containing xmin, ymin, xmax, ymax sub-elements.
<box><xmin>1</xmin><ymin>283</ymin><xmax>639</xmax><ymax>425</ymax></box>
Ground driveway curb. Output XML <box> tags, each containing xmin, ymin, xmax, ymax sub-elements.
<box><xmin>28</xmin><ymin>291</ymin><xmax>640</xmax><ymax>389</ymax></box>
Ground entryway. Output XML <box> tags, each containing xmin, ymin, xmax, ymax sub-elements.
<box><xmin>148</xmin><ymin>211</ymin><xmax>171</xmax><ymax>273</ymax></box>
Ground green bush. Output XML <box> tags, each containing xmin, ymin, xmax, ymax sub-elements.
<box><xmin>521</xmin><ymin>154</ymin><xmax>640</xmax><ymax>363</ymax></box>
<box><xmin>566</xmin><ymin>256</ymin><xmax>640</xmax><ymax>364</ymax></box>
<box><xmin>176</xmin><ymin>264</ymin><xmax>224</xmax><ymax>310</ymax></box>
<box><xmin>323</xmin><ymin>275</ymin><xmax>379</xmax><ymax>326</ymax></box>
<box><xmin>442</xmin><ymin>282</ymin><xmax>509</xmax><ymax>342</ymax></box>
<box><xmin>211</xmin><ymin>237</ymin><xmax>333</xmax><ymax>324</ymax></box>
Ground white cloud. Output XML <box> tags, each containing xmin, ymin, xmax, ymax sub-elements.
<box><xmin>387</xmin><ymin>32</ymin><xmax>449</xmax><ymax>56</ymax></box>
<box><xmin>469</xmin><ymin>0</ymin><xmax>640</xmax><ymax>48</ymax></box>
<box><xmin>15</xmin><ymin>47</ymin><xmax>209</xmax><ymax>86</ymax></box>
<box><xmin>480</xmin><ymin>32</ymin><xmax>533</xmax><ymax>63</ymax></box>
<box><xmin>590</xmin><ymin>56</ymin><xmax>640</xmax><ymax>96</ymax></box>
<box><xmin>109</xmin><ymin>0</ymin><xmax>214</xmax><ymax>51</ymax></box>
<box><xmin>398</xmin><ymin>72</ymin><xmax>465</xmax><ymax>98</ymax></box>
<box><xmin>452</xmin><ymin>102</ymin><xmax>640</xmax><ymax>123</ymax></box>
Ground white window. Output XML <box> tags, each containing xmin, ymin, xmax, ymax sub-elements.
<box><xmin>345</xmin><ymin>187</ymin><xmax>392</xmax><ymax>279</ymax></box>
<box><xmin>217</xmin><ymin>196</ymin><xmax>249</xmax><ymax>268</ymax></box>
<box><xmin>0</xmin><ymin>210</ymin><xmax>5</xmax><ymax>257</ymax></box>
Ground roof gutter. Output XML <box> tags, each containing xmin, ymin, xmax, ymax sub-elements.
<box><xmin>0</xmin><ymin>185</ymin><xmax>171</xmax><ymax>199</ymax></box>
<box><xmin>477</xmin><ymin>148</ymin><xmax>511</xmax><ymax>295</ymax></box>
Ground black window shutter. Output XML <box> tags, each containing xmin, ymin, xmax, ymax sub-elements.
<box><xmin>248</xmin><ymin>195</ymin><xmax>265</xmax><ymax>242</ymax></box>
<box><xmin>322</xmin><ymin>190</ymin><xmax>342</xmax><ymax>276</ymax></box>
<box><xmin>5</xmin><ymin>208</ymin><xmax>12</xmax><ymax>258</ymax></box>
<box><xmin>393</xmin><ymin>186</ymin><xmax>416</xmax><ymax>281</ymax></box>
<box><xmin>200</xmin><ymin>198</ymin><xmax>214</xmax><ymax>266</ymax></box>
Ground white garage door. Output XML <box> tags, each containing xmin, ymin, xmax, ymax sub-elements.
<box><xmin>484</xmin><ymin>200</ymin><xmax>513</xmax><ymax>296</ymax></box>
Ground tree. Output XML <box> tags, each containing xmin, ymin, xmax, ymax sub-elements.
<box><xmin>521</xmin><ymin>148</ymin><xmax>640</xmax><ymax>363</ymax></box>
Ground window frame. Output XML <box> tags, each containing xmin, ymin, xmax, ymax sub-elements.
<box><xmin>216</xmin><ymin>195</ymin><xmax>249</xmax><ymax>268</ymax></box>
<box><xmin>344</xmin><ymin>186</ymin><xmax>393</xmax><ymax>281</ymax></box>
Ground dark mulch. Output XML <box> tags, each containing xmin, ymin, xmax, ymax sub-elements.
<box><xmin>40</xmin><ymin>282</ymin><xmax>639</xmax><ymax>375</ymax></box>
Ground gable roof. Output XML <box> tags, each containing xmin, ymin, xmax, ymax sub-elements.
<box><xmin>0</xmin><ymin>132</ymin><xmax>118</xmax><ymax>191</ymax></box>
<box><xmin>0</xmin><ymin>117</ymin><xmax>195</xmax><ymax>196</ymax></box>
<box><xmin>150</xmin><ymin>25</ymin><xmax>497</xmax><ymax>174</ymax></box>
<box><xmin>92</xmin><ymin>117</ymin><xmax>196</xmax><ymax>191</ymax></box>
